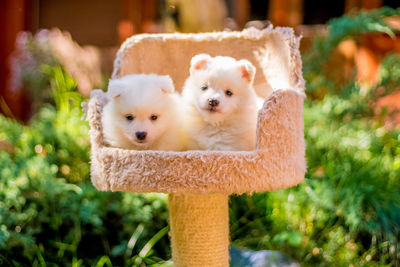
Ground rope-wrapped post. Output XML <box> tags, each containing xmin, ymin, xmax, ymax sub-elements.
<box><xmin>168</xmin><ymin>194</ymin><xmax>229</xmax><ymax>267</ymax></box>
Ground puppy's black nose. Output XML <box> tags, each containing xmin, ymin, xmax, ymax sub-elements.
<box><xmin>208</xmin><ymin>98</ymin><xmax>220</xmax><ymax>107</ymax></box>
<box><xmin>135</xmin><ymin>131</ymin><xmax>147</xmax><ymax>140</ymax></box>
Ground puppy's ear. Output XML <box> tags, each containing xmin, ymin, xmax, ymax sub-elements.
<box><xmin>107</xmin><ymin>79</ymin><xmax>124</xmax><ymax>99</ymax></box>
<box><xmin>159</xmin><ymin>75</ymin><xmax>175</xmax><ymax>94</ymax></box>
<box><xmin>190</xmin><ymin>54</ymin><xmax>211</xmax><ymax>75</ymax></box>
<box><xmin>238</xmin><ymin>60</ymin><xmax>256</xmax><ymax>84</ymax></box>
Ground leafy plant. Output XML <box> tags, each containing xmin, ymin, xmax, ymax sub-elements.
<box><xmin>231</xmin><ymin>7</ymin><xmax>400</xmax><ymax>266</ymax></box>
<box><xmin>304</xmin><ymin>7</ymin><xmax>400</xmax><ymax>95</ymax></box>
<box><xmin>0</xmin><ymin>67</ymin><xmax>171</xmax><ymax>266</ymax></box>
<box><xmin>231</xmin><ymin>90</ymin><xmax>400</xmax><ymax>266</ymax></box>
<box><xmin>377</xmin><ymin>53</ymin><xmax>400</xmax><ymax>96</ymax></box>
<box><xmin>8</xmin><ymin>30</ymin><xmax>59</xmax><ymax>115</ymax></box>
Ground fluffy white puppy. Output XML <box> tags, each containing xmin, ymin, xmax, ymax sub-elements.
<box><xmin>102</xmin><ymin>74</ymin><xmax>185</xmax><ymax>151</ymax></box>
<box><xmin>182</xmin><ymin>54</ymin><xmax>259</xmax><ymax>151</ymax></box>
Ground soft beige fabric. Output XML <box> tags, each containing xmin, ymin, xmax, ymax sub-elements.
<box><xmin>168</xmin><ymin>193</ymin><xmax>229</xmax><ymax>267</ymax></box>
<box><xmin>88</xmin><ymin>27</ymin><xmax>306</xmax><ymax>195</ymax></box>
<box><xmin>113</xmin><ymin>26</ymin><xmax>305</xmax><ymax>97</ymax></box>
<box><xmin>88</xmin><ymin>89</ymin><xmax>305</xmax><ymax>194</ymax></box>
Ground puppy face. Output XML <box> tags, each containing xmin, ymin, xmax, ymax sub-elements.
<box><xmin>184</xmin><ymin>54</ymin><xmax>256</xmax><ymax>124</ymax></box>
<box><xmin>104</xmin><ymin>74</ymin><xmax>175</xmax><ymax>148</ymax></box>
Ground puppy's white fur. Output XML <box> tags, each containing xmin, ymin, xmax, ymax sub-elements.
<box><xmin>102</xmin><ymin>74</ymin><xmax>185</xmax><ymax>151</ymax></box>
<box><xmin>182</xmin><ymin>54</ymin><xmax>258</xmax><ymax>151</ymax></box>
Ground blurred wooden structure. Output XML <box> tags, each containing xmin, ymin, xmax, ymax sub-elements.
<box><xmin>1</xmin><ymin>0</ymin><xmax>158</xmax><ymax>120</ymax></box>
<box><xmin>0</xmin><ymin>0</ymin><xmax>31</xmax><ymax>120</ymax></box>
<box><xmin>265</xmin><ymin>0</ymin><xmax>391</xmax><ymax>27</ymax></box>
<box><xmin>1</xmin><ymin>0</ymin><xmax>398</xmax><ymax>120</ymax></box>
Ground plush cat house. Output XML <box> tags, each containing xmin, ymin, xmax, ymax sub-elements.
<box><xmin>88</xmin><ymin>27</ymin><xmax>306</xmax><ymax>267</ymax></box>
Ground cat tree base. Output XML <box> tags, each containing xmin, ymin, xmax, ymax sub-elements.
<box><xmin>168</xmin><ymin>193</ymin><xmax>229</xmax><ymax>267</ymax></box>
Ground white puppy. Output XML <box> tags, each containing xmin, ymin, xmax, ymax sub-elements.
<box><xmin>182</xmin><ymin>54</ymin><xmax>259</xmax><ymax>151</ymax></box>
<box><xmin>102</xmin><ymin>74</ymin><xmax>185</xmax><ymax>151</ymax></box>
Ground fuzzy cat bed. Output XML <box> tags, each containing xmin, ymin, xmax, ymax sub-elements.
<box><xmin>87</xmin><ymin>27</ymin><xmax>306</xmax><ymax>267</ymax></box>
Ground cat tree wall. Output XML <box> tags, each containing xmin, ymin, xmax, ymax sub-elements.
<box><xmin>88</xmin><ymin>27</ymin><xmax>306</xmax><ymax>267</ymax></box>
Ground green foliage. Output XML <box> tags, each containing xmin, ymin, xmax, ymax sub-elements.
<box><xmin>231</xmin><ymin>91</ymin><xmax>400</xmax><ymax>266</ymax></box>
<box><xmin>378</xmin><ymin>53</ymin><xmax>400</xmax><ymax>95</ymax></box>
<box><xmin>315</xmin><ymin>7</ymin><xmax>399</xmax><ymax>60</ymax></box>
<box><xmin>305</xmin><ymin>7</ymin><xmax>400</xmax><ymax>66</ymax></box>
<box><xmin>0</xmin><ymin>67</ymin><xmax>170</xmax><ymax>266</ymax></box>
<box><xmin>304</xmin><ymin>7</ymin><xmax>400</xmax><ymax>95</ymax></box>
<box><xmin>9</xmin><ymin>30</ymin><xmax>59</xmax><ymax>114</ymax></box>
<box><xmin>230</xmin><ymin>8</ymin><xmax>400</xmax><ymax>266</ymax></box>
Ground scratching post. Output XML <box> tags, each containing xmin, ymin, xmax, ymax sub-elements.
<box><xmin>88</xmin><ymin>27</ymin><xmax>306</xmax><ymax>267</ymax></box>
<box><xmin>168</xmin><ymin>194</ymin><xmax>229</xmax><ymax>267</ymax></box>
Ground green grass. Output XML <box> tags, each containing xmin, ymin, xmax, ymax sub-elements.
<box><xmin>0</xmin><ymin>68</ymin><xmax>171</xmax><ymax>266</ymax></box>
<box><xmin>230</xmin><ymin>92</ymin><xmax>400</xmax><ymax>266</ymax></box>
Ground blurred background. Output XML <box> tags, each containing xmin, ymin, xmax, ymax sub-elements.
<box><xmin>0</xmin><ymin>0</ymin><xmax>399</xmax><ymax>266</ymax></box>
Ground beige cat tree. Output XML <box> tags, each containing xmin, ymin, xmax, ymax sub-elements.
<box><xmin>87</xmin><ymin>27</ymin><xmax>306</xmax><ymax>267</ymax></box>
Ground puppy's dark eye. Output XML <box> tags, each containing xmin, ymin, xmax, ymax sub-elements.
<box><xmin>201</xmin><ymin>85</ymin><xmax>208</xmax><ymax>91</ymax></box>
<box><xmin>125</xmin><ymin>115</ymin><xmax>134</xmax><ymax>121</ymax></box>
<box><xmin>150</xmin><ymin>114</ymin><xmax>158</xmax><ymax>121</ymax></box>
<box><xmin>225</xmin><ymin>90</ymin><xmax>233</xmax><ymax>96</ymax></box>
